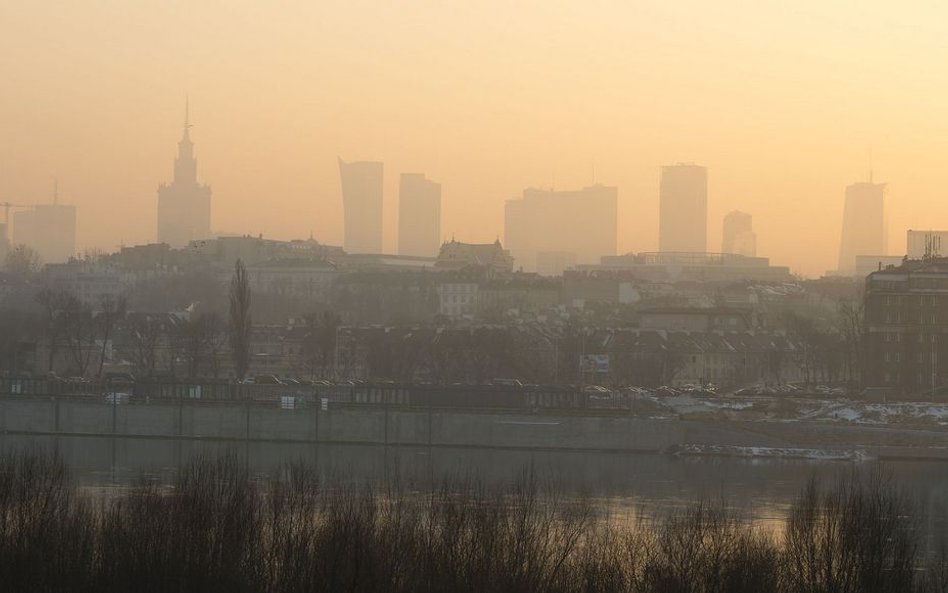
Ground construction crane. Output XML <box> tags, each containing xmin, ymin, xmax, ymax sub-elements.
<box><xmin>0</xmin><ymin>202</ymin><xmax>30</xmax><ymax>225</ymax></box>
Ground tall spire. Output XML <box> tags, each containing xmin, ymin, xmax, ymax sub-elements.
<box><xmin>183</xmin><ymin>95</ymin><xmax>192</xmax><ymax>141</ymax></box>
<box><xmin>174</xmin><ymin>96</ymin><xmax>197</xmax><ymax>185</ymax></box>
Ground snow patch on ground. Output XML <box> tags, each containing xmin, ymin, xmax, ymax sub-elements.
<box><xmin>648</xmin><ymin>393</ymin><xmax>948</xmax><ymax>426</ymax></box>
<box><xmin>673</xmin><ymin>444</ymin><xmax>873</xmax><ymax>462</ymax></box>
<box><xmin>823</xmin><ymin>403</ymin><xmax>948</xmax><ymax>424</ymax></box>
<box><xmin>659</xmin><ymin>395</ymin><xmax>753</xmax><ymax>414</ymax></box>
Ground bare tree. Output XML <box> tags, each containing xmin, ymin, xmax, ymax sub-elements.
<box><xmin>60</xmin><ymin>294</ymin><xmax>96</xmax><ymax>377</ymax></box>
<box><xmin>0</xmin><ymin>307</ymin><xmax>42</xmax><ymax>374</ymax></box>
<box><xmin>177</xmin><ymin>312</ymin><xmax>224</xmax><ymax>379</ymax></box>
<box><xmin>128</xmin><ymin>315</ymin><xmax>163</xmax><ymax>379</ymax></box>
<box><xmin>5</xmin><ymin>244</ymin><xmax>42</xmax><ymax>277</ymax></box>
<box><xmin>203</xmin><ymin>313</ymin><xmax>227</xmax><ymax>379</ymax></box>
<box><xmin>96</xmin><ymin>295</ymin><xmax>127</xmax><ymax>378</ymax></box>
<box><xmin>783</xmin><ymin>473</ymin><xmax>917</xmax><ymax>593</ymax></box>
<box><xmin>298</xmin><ymin>311</ymin><xmax>340</xmax><ymax>380</ymax></box>
<box><xmin>36</xmin><ymin>289</ymin><xmax>71</xmax><ymax>372</ymax></box>
<box><xmin>228</xmin><ymin>259</ymin><xmax>252</xmax><ymax>381</ymax></box>
<box><xmin>836</xmin><ymin>300</ymin><xmax>865</xmax><ymax>389</ymax></box>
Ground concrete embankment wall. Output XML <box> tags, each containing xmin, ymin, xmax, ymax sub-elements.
<box><xmin>0</xmin><ymin>397</ymin><xmax>944</xmax><ymax>458</ymax></box>
<box><xmin>0</xmin><ymin>397</ymin><xmax>693</xmax><ymax>452</ymax></box>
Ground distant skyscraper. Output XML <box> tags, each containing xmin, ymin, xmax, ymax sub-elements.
<box><xmin>837</xmin><ymin>181</ymin><xmax>886</xmax><ymax>275</ymax></box>
<box><xmin>659</xmin><ymin>164</ymin><xmax>707</xmax><ymax>253</ymax></box>
<box><xmin>157</xmin><ymin>100</ymin><xmax>212</xmax><ymax>248</ymax></box>
<box><xmin>504</xmin><ymin>184</ymin><xmax>617</xmax><ymax>272</ymax></box>
<box><xmin>338</xmin><ymin>158</ymin><xmax>384</xmax><ymax>254</ymax></box>
<box><xmin>721</xmin><ymin>210</ymin><xmax>757</xmax><ymax>257</ymax></box>
<box><xmin>398</xmin><ymin>173</ymin><xmax>441</xmax><ymax>257</ymax></box>
<box><xmin>12</xmin><ymin>185</ymin><xmax>77</xmax><ymax>264</ymax></box>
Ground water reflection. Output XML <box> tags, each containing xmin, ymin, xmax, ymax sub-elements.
<box><xmin>1</xmin><ymin>434</ymin><xmax>945</xmax><ymax>551</ymax></box>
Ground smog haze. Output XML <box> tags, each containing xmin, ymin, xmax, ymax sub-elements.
<box><xmin>2</xmin><ymin>1</ymin><xmax>947</xmax><ymax>276</ymax></box>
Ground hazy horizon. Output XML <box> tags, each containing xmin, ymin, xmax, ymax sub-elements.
<box><xmin>3</xmin><ymin>1</ymin><xmax>948</xmax><ymax>277</ymax></box>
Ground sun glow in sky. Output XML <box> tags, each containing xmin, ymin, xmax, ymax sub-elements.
<box><xmin>3</xmin><ymin>1</ymin><xmax>948</xmax><ymax>276</ymax></box>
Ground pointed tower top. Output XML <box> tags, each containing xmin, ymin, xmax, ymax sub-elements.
<box><xmin>182</xmin><ymin>95</ymin><xmax>192</xmax><ymax>140</ymax></box>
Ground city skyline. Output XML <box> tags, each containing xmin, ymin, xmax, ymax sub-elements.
<box><xmin>4</xmin><ymin>3</ymin><xmax>948</xmax><ymax>277</ymax></box>
<box><xmin>0</xmin><ymin>138</ymin><xmax>927</xmax><ymax>276</ymax></box>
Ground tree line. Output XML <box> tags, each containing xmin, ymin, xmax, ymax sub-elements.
<box><xmin>0</xmin><ymin>449</ymin><xmax>943</xmax><ymax>593</ymax></box>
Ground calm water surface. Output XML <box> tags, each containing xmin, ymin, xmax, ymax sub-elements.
<box><xmin>1</xmin><ymin>434</ymin><xmax>945</xmax><ymax>551</ymax></box>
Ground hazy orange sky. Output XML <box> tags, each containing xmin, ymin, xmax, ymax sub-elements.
<box><xmin>2</xmin><ymin>1</ymin><xmax>948</xmax><ymax>277</ymax></box>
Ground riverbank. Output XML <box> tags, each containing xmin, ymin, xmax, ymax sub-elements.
<box><xmin>2</xmin><ymin>395</ymin><xmax>946</xmax><ymax>461</ymax></box>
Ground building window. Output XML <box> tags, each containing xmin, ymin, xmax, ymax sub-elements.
<box><xmin>884</xmin><ymin>352</ymin><xmax>890</xmax><ymax>363</ymax></box>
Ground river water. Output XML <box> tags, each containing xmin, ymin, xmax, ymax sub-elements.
<box><xmin>1</xmin><ymin>434</ymin><xmax>946</xmax><ymax>552</ymax></box>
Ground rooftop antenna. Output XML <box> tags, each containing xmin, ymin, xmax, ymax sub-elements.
<box><xmin>52</xmin><ymin>178</ymin><xmax>59</xmax><ymax>205</ymax></box>
<box><xmin>869</xmin><ymin>146</ymin><xmax>873</xmax><ymax>184</ymax></box>
<box><xmin>591</xmin><ymin>159</ymin><xmax>596</xmax><ymax>185</ymax></box>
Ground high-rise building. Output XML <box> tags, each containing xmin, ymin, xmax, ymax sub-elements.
<box><xmin>338</xmin><ymin>158</ymin><xmax>383</xmax><ymax>254</ymax></box>
<box><xmin>398</xmin><ymin>173</ymin><xmax>441</xmax><ymax>257</ymax></box>
<box><xmin>837</xmin><ymin>181</ymin><xmax>886</xmax><ymax>275</ymax></box>
<box><xmin>504</xmin><ymin>184</ymin><xmax>617</xmax><ymax>272</ymax></box>
<box><xmin>12</xmin><ymin>188</ymin><xmax>77</xmax><ymax>264</ymax></box>
<box><xmin>907</xmin><ymin>230</ymin><xmax>948</xmax><ymax>259</ymax></box>
<box><xmin>659</xmin><ymin>164</ymin><xmax>708</xmax><ymax>253</ymax></box>
<box><xmin>721</xmin><ymin>210</ymin><xmax>757</xmax><ymax>257</ymax></box>
<box><xmin>536</xmin><ymin>251</ymin><xmax>577</xmax><ymax>277</ymax></box>
<box><xmin>157</xmin><ymin>100</ymin><xmax>212</xmax><ymax>248</ymax></box>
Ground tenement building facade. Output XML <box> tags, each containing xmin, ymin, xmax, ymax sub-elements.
<box><xmin>864</xmin><ymin>257</ymin><xmax>948</xmax><ymax>397</ymax></box>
